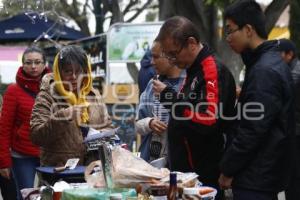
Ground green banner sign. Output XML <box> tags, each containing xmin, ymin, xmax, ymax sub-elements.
<box><xmin>107</xmin><ymin>23</ymin><xmax>162</xmax><ymax>62</ymax></box>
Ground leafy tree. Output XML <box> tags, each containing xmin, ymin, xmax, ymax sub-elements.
<box><xmin>0</xmin><ymin>0</ymin><xmax>155</xmax><ymax>35</ymax></box>
<box><xmin>0</xmin><ymin>0</ymin><xmax>290</xmax><ymax>82</ymax></box>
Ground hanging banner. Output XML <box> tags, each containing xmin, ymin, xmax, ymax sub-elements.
<box><xmin>107</xmin><ymin>22</ymin><xmax>162</xmax><ymax>63</ymax></box>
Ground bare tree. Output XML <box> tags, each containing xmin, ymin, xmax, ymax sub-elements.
<box><xmin>86</xmin><ymin>0</ymin><xmax>154</xmax><ymax>34</ymax></box>
<box><xmin>0</xmin><ymin>0</ymin><xmax>155</xmax><ymax>36</ymax></box>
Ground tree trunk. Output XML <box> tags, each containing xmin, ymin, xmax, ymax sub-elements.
<box><xmin>265</xmin><ymin>0</ymin><xmax>289</xmax><ymax>34</ymax></box>
<box><xmin>289</xmin><ymin>0</ymin><xmax>300</xmax><ymax>57</ymax></box>
<box><xmin>110</xmin><ymin>0</ymin><xmax>124</xmax><ymax>25</ymax></box>
<box><xmin>75</xmin><ymin>18</ymin><xmax>91</xmax><ymax>36</ymax></box>
<box><xmin>127</xmin><ymin>63</ymin><xmax>139</xmax><ymax>83</ymax></box>
<box><xmin>159</xmin><ymin>0</ymin><xmax>174</xmax><ymax>20</ymax></box>
<box><xmin>93</xmin><ymin>0</ymin><xmax>105</xmax><ymax>34</ymax></box>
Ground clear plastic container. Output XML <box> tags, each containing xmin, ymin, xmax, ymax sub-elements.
<box><xmin>110</xmin><ymin>193</ymin><xmax>122</xmax><ymax>200</ymax></box>
<box><xmin>182</xmin><ymin>187</ymin><xmax>217</xmax><ymax>200</ymax></box>
<box><xmin>182</xmin><ymin>188</ymin><xmax>201</xmax><ymax>200</ymax></box>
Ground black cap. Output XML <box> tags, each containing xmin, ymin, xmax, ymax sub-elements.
<box><xmin>278</xmin><ymin>39</ymin><xmax>297</xmax><ymax>54</ymax></box>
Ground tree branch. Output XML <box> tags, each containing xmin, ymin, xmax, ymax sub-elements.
<box><xmin>264</xmin><ymin>0</ymin><xmax>289</xmax><ymax>34</ymax></box>
<box><xmin>105</xmin><ymin>15</ymin><xmax>112</xmax><ymax>20</ymax></box>
<box><xmin>59</xmin><ymin>0</ymin><xmax>91</xmax><ymax>35</ymax></box>
<box><xmin>86</xmin><ymin>2</ymin><xmax>94</xmax><ymax>13</ymax></box>
<box><xmin>110</xmin><ymin>0</ymin><xmax>124</xmax><ymax>23</ymax></box>
<box><xmin>123</xmin><ymin>0</ymin><xmax>139</xmax><ymax>15</ymax></box>
<box><xmin>83</xmin><ymin>0</ymin><xmax>90</xmax><ymax>12</ymax></box>
<box><xmin>191</xmin><ymin>0</ymin><xmax>208</xmax><ymax>32</ymax></box>
<box><xmin>126</xmin><ymin>0</ymin><xmax>153</xmax><ymax>22</ymax></box>
<box><xmin>72</xmin><ymin>0</ymin><xmax>80</xmax><ymax>15</ymax></box>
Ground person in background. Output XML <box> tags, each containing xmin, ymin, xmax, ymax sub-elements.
<box><xmin>153</xmin><ymin>16</ymin><xmax>236</xmax><ymax>200</ymax></box>
<box><xmin>0</xmin><ymin>94</ymin><xmax>17</xmax><ymax>200</ymax></box>
<box><xmin>278</xmin><ymin>38</ymin><xmax>300</xmax><ymax>200</ymax></box>
<box><xmin>136</xmin><ymin>40</ymin><xmax>185</xmax><ymax>163</ymax></box>
<box><xmin>0</xmin><ymin>46</ymin><xmax>50</xmax><ymax>199</ymax></box>
<box><xmin>219</xmin><ymin>1</ymin><xmax>295</xmax><ymax>200</ymax></box>
<box><xmin>30</xmin><ymin>45</ymin><xmax>112</xmax><ymax>167</ymax></box>
<box><xmin>138</xmin><ymin>50</ymin><xmax>156</xmax><ymax>96</ymax></box>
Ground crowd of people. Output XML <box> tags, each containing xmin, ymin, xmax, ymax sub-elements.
<box><xmin>0</xmin><ymin>1</ymin><xmax>299</xmax><ymax>200</ymax></box>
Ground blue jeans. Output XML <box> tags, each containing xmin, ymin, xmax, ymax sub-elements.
<box><xmin>233</xmin><ymin>187</ymin><xmax>278</xmax><ymax>200</ymax></box>
<box><xmin>11</xmin><ymin>157</ymin><xmax>40</xmax><ymax>200</ymax></box>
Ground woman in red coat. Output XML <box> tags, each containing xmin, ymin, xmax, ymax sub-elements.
<box><xmin>0</xmin><ymin>46</ymin><xmax>50</xmax><ymax>199</ymax></box>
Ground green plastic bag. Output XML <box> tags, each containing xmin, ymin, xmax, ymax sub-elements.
<box><xmin>61</xmin><ymin>188</ymin><xmax>136</xmax><ymax>200</ymax></box>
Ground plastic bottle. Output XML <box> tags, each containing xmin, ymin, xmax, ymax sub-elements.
<box><xmin>149</xmin><ymin>185</ymin><xmax>167</xmax><ymax>200</ymax></box>
<box><xmin>167</xmin><ymin>172</ymin><xmax>177</xmax><ymax>200</ymax></box>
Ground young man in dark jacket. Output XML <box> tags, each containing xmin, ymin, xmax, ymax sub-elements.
<box><xmin>278</xmin><ymin>39</ymin><xmax>300</xmax><ymax>200</ymax></box>
<box><xmin>219</xmin><ymin>1</ymin><xmax>295</xmax><ymax>200</ymax></box>
<box><xmin>153</xmin><ymin>16</ymin><xmax>236</xmax><ymax>200</ymax></box>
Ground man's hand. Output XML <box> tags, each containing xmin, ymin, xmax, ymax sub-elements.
<box><xmin>149</xmin><ymin>118</ymin><xmax>168</xmax><ymax>134</ymax></box>
<box><xmin>218</xmin><ymin>173</ymin><xmax>233</xmax><ymax>190</ymax></box>
<box><xmin>0</xmin><ymin>168</ymin><xmax>10</xmax><ymax>179</ymax></box>
<box><xmin>153</xmin><ymin>80</ymin><xmax>167</xmax><ymax>94</ymax></box>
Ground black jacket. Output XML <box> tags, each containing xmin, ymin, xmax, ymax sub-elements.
<box><xmin>220</xmin><ymin>40</ymin><xmax>295</xmax><ymax>192</ymax></box>
<box><xmin>288</xmin><ymin>58</ymin><xmax>300</xmax><ymax>179</ymax></box>
<box><xmin>289</xmin><ymin>58</ymin><xmax>300</xmax><ymax>136</ymax></box>
<box><xmin>160</xmin><ymin>45</ymin><xmax>236</xmax><ymax>187</ymax></box>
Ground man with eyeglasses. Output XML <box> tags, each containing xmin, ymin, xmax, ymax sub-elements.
<box><xmin>152</xmin><ymin>16</ymin><xmax>236</xmax><ymax>200</ymax></box>
<box><xmin>218</xmin><ymin>1</ymin><xmax>295</xmax><ymax>200</ymax></box>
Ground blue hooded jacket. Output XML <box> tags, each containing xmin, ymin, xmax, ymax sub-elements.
<box><xmin>138</xmin><ymin>50</ymin><xmax>155</xmax><ymax>96</ymax></box>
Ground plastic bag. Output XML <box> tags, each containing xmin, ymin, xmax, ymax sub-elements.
<box><xmin>84</xmin><ymin>160</ymin><xmax>106</xmax><ymax>188</ymax></box>
<box><xmin>85</xmin><ymin>146</ymin><xmax>169</xmax><ymax>187</ymax></box>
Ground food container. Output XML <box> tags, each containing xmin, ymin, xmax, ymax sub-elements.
<box><xmin>182</xmin><ymin>187</ymin><xmax>217</xmax><ymax>200</ymax></box>
<box><xmin>182</xmin><ymin>188</ymin><xmax>201</xmax><ymax>200</ymax></box>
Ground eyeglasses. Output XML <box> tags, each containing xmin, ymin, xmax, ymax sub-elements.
<box><xmin>24</xmin><ymin>60</ymin><xmax>44</xmax><ymax>66</ymax></box>
<box><xmin>152</xmin><ymin>53</ymin><xmax>167</xmax><ymax>60</ymax></box>
<box><xmin>162</xmin><ymin>44</ymin><xmax>185</xmax><ymax>61</ymax></box>
<box><xmin>224</xmin><ymin>27</ymin><xmax>241</xmax><ymax>37</ymax></box>
<box><xmin>61</xmin><ymin>68</ymin><xmax>84</xmax><ymax>77</ymax></box>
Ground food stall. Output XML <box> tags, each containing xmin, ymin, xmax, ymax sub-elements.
<box><xmin>34</xmin><ymin>22</ymin><xmax>218</xmax><ymax>200</ymax></box>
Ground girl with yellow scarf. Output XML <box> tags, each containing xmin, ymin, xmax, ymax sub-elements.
<box><xmin>30</xmin><ymin>45</ymin><xmax>112</xmax><ymax>167</ymax></box>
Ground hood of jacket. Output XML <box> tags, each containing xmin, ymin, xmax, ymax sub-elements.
<box><xmin>140</xmin><ymin>49</ymin><xmax>152</xmax><ymax>69</ymax></box>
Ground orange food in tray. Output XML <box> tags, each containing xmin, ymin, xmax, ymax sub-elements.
<box><xmin>199</xmin><ymin>188</ymin><xmax>215</xmax><ymax>195</ymax></box>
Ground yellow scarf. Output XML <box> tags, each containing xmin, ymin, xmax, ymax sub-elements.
<box><xmin>53</xmin><ymin>53</ymin><xmax>92</xmax><ymax>124</ymax></box>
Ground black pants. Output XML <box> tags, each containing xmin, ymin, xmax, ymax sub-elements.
<box><xmin>286</xmin><ymin>136</ymin><xmax>300</xmax><ymax>200</ymax></box>
<box><xmin>233</xmin><ymin>188</ymin><xmax>277</xmax><ymax>200</ymax></box>
<box><xmin>0</xmin><ymin>175</ymin><xmax>17</xmax><ymax>200</ymax></box>
<box><xmin>286</xmin><ymin>178</ymin><xmax>300</xmax><ymax>200</ymax></box>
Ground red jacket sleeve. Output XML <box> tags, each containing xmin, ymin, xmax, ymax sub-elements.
<box><xmin>0</xmin><ymin>85</ymin><xmax>18</xmax><ymax>168</ymax></box>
